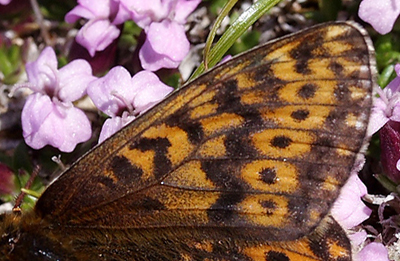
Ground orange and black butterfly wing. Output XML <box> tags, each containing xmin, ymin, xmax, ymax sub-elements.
<box><xmin>32</xmin><ymin>22</ymin><xmax>374</xmax><ymax>260</ymax></box>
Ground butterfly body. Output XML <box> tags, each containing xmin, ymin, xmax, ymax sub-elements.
<box><xmin>0</xmin><ymin>22</ymin><xmax>375</xmax><ymax>260</ymax></box>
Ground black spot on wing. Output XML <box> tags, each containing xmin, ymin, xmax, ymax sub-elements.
<box><xmin>110</xmin><ymin>156</ymin><xmax>142</xmax><ymax>184</ymax></box>
<box><xmin>271</xmin><ymin>136</ymin><xmax>292</xmax><ymax>149</ymax></box>
<box><xmin>266</xmin><ymin>251</ymin><xmax>290</xmax><ymax>261</ymax></box>
<box><xmin>291</xmin><ymin>109</ymin><xmax>309</xmax><ymax>122</ymax></box>
<box><xmin>297</xmin><ymin>83</ymin><xmax>317</xmax><ymax>100</ymax></box>
<box><xmin>130</xmin><ymin>137</ymin><xmax>172</xmax><ymax>179</ymax></box>
<box><xmin>164</xmin><ymin>108</ymin><xmax>205</xmax><ymax>145</ymax></box>
<box><xmin>260</xmin><ymin>168</ymin><xmax>277</xmax><ymax>185</ymax></box>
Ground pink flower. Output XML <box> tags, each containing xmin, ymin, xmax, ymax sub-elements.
<box><xmin>368</xmin><ymin>64</ymin><xmax>400</xmax><ymax>136</ymax></box>
<box><xmin>66</xmin><ymin>0</ymin><xmax>200</xmax><ymax>70</ymax></box>
<box><xmin>359</xmin><ymin>0</ymin><xmax>400</xmax><ymax>34</ymax></box>
<box><xmin>356</xmin><ymin>242</ymin><xmax>390</xmax><ymax>261</ymax></box>
<box><xmin>331</xmin><ymin>174</ymin><xmax>372</xmax><ymax>229</ymax></box>
<box><xmin>120</xmin><ymin>0</ymin><xmax>201</xmax><ymax>71</ymax></box>
<box><xmin>139</xmin><ymin>20</ymin><xmax>190</xmax><ymax>70</ymax></box>
<box><xmin>22</xmin><ymin>47</ymin><xmax>95</xmax><ymax>152</ymax></box>
<box><xmin>368</xmin><ymin>64</ymin><xmax>400</xmax><ymax>183</ymax></box>
<box><xmin>65</xmin><ymin>0</ymin><xmax>121</xmax><ymax>56</ymax></box>
<box><xmin>0</xmin><ymin>0</ymin><xmax>11</xmax><ymax>5</ymax></box>
<box><xmin>331</xmin><ymin>174</ymin><xmax>389</xmax><ymax>260</ymax></box>
<box><xmin>87</xmin><ymin>66</ymin><xmax>173</xmax><ymax>142</ymax></box>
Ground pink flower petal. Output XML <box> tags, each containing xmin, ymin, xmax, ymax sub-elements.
<box><xmin>356</xmin><ymin>242</ymin><xmax>390</xmax><ymax>261</ymax></box>
<box><xmin>99</xmin><ymin>113</ymin><xmax>135</xmax><ymax>143</ymax></box>
<box><xmin>25</xmin><ymin>47</ymin><xmax>58</xmax><ymax>93</ymax></box>
<box><xmin>22</xmin><ymin>94</ymin><xmax>53</xmax><ymax>136</ymax></box>
<box><xmin>140</xmin><ymin>20</ymin><xmax>189</xmax><ymax>71</ymax></box>
<box><xmin>22</xmin><ymin>93</ymin><xmax>91</xmax><ymax>152</ymax></box>
<box><xmin>58</xmin><ymin>59</ymin><xmax>96</xmax><ymax>102</ymax></box>
<box><xmin>131</xmin><ymin>71</ymin><xmax>173</xmax><ymax>112</ymax></box>
<box><xmin>349</xmin><ymin>230</ymin><xmax>368</xmax><ymax>246</ymax></box>
<box><xmin>75</xmin><ymin>19</ymin><xmax>120</xmax><ymax>56</ymax></box>
<box><xmin>112</xmin><ymin>0</ymin><xmax>133</xmax><ymax>25</ymax></box>
<box><xmin>331</xmin><ymin>174</ymin><xmax>372</xmax><ymax>229</ymax></box>
<box><xmin>359</xmin><ymin>0</ymin><xmax>400</xmax><ymax>34</ymax></box>
<box><xmin>65</xmin><ymin>0</ymin><xmax>111</xmax><ymax>23</ymax></box>
<box><xmin>385</xmin><ymin>75</ymin><xmax>400</xmax><ymax>94</ymax></box>
<box><xmin>368</xmin><ymin>101</ymin><xmax>390</xmax><ymax>136</ymax></box>
<box><xmin>0</xmin><ymin>0</ymin><xmax>12</xmax><ymax>5</ymax></box>
<box><xmin>121</xmin><ymin>0</ymin><xmax>169</xmax><ymax>27</ymax></box>
<box><xmin>87</xmin><ymin>66</ymin><xmax>135</xmax><ymax>116</ymax></box>
<box><xmin>392</xmin><ymin>104</ymin><xmax>400</xmax><ymax>122</ymax></box>
<box><xmin>174</xmin><ymin>0</ymin><xmax>201</xmax><ymax>24</ymax></box>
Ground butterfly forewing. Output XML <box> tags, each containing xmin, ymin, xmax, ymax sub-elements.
<box><xmin>25</xmin><ymin>22</ymin><xmax>374</xmax><ymax>260</ymax></box>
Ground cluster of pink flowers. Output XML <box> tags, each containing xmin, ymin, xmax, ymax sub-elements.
<box><xmin>87</xmin><ymin>66</ymin><xmax>173</xmax><ymax>143</ymax></box>
<box><xmin>22</xmin><ymin>46</ymin><xmax>174</xmax><ymax>152</ymax></box>
<box><xmin>21</xmin><ymin>0</ymin><xmax>201</xmax><ymax>152</ymax></box>
<box><xmin>352</xmin><ymin>1</ymin><xmax>400</xmax><ymax>260</ymax></box>
<box><xmin>359</xmin><ymin>0</ymin><xmax>400</xmax><ymax>189</ymax></box>
<box><xmin>331</xmin><ymin>173</ymin><xmax>389</xmax><ymax>261</ymax></box>
<box><xmin>65</xmin><ymin>0</ymin><xmax>200</xmax><ymax>71</ymax></box>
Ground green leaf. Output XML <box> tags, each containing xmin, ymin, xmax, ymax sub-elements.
<box><xmin>189</xmin><ymin>0</ymin><xmax>282</xmax><ymax>80</ymax></box>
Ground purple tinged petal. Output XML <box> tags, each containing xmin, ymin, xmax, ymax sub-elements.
<box><xmin>219</xmin><ymin>55</ymin><xmax>233</xmax><ymax>65</ymax></box>
<box><xmin>131</xmin><ymin>71</ymin><xmax>173</xmax><ymax>112</ymax></box>
<box><xmin>112</xmin><ymin>0</ymin><xmax>133</xmax><ymax>25</ymax></box>
<box><xmin>385</xmin><ymin>75</ymin><xmax>400</xmax><ymax>94</ymax></box>
<box><xmin>21</xmin><ymin>93</ymin><xmax>91</xmax><ymax>152</ymax></box>
<box><xmin>174</xmin><ymin>0</ymin><xmax>201</xmax><ymax>24</ymax></box>
<box><xmin>349</xmin><ymin>230</ymin><xmax>368</xmax><ymax>246</ymax></box>
<box><xmin>380</xmin><ymin>121</ymin><xmax>400</xmax><ymax>183</ymax></box>
<box><xmin>391</xmin><ymin>105</ymin><xmax>400</xmax><ymax>124</ymax></box>
<box><xmin>25</xmin><ymin>47</ymin><xmax>58</xmax><ymax>94</ymax></box>
<box><xmin>140</xmin><ymin>20</ymin><xmax>189</xmax><ymax>71</ymax></box>
<box><xmin>65</xmin><ymin>0</ymin><xmax>111</xmax><ymax>23</ymax></box>
<box><xmin>368</xmin><ymin>99</ymin><xmax>390</xmax><ymax>136</ymax></box>
<box><xmin>65</xmin><ymin>5</ymin><xmax>96</xmax><ymax>23</ymax></box>
<box><xmin>0</xmin><ymin>0</ymin><xmax>11</xmax><ymax>5</ymax></box>
<box><xmin>98</xmin><ymin>113</ymin><xmax>135</xmax><ymax>143</ymax></box>
<box><xmin>356</xmin><ymin>242</ymin><xmax>390</xmax><ymax>261</ymax></box>
<box><xmin>121</xmin><ymin>0</ymin><xmax>169</xmax><ymax>27</ymax></box>
<box><xmin>21</xmin><ymin>94</ymin><xmax>53</xmax><ymax>146</ymax></box>
<box><xmin>75</xmin><ymin>19</ymin><xmax>120</xmax><ymax>56</ymax></box>
<box><xmin>146</xmin><ymin>20</ymin><xmax>189</xmax><ymax>58</ymax></box>
<box><xmin>87</xmin><ymin>66</ymin><xmax>134</xmax><ymax>116</ymax></box>
<box><xmin>58</xmin><ymin>59</ymin><xmax>96</xmax><ymax>102</ymax></box>
<box><xmin>331</xmin><ymin>174</ymin><xmax>372</xmax><ymax>229</ymax></box>
<box><xmin>359</xmin><ymin>0</ymin><xmax>400</xmax><ymax>34</ymax></box>
<box><xmin>368</xmin><ymin>65</ymin><xmax>400</xmax><ymax>135</ymax></box>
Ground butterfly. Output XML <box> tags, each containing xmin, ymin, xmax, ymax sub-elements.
<box><xmin>0</xmin><ymin>21</ymin><xmax>375</xmax><ymax>260</ymax></box>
